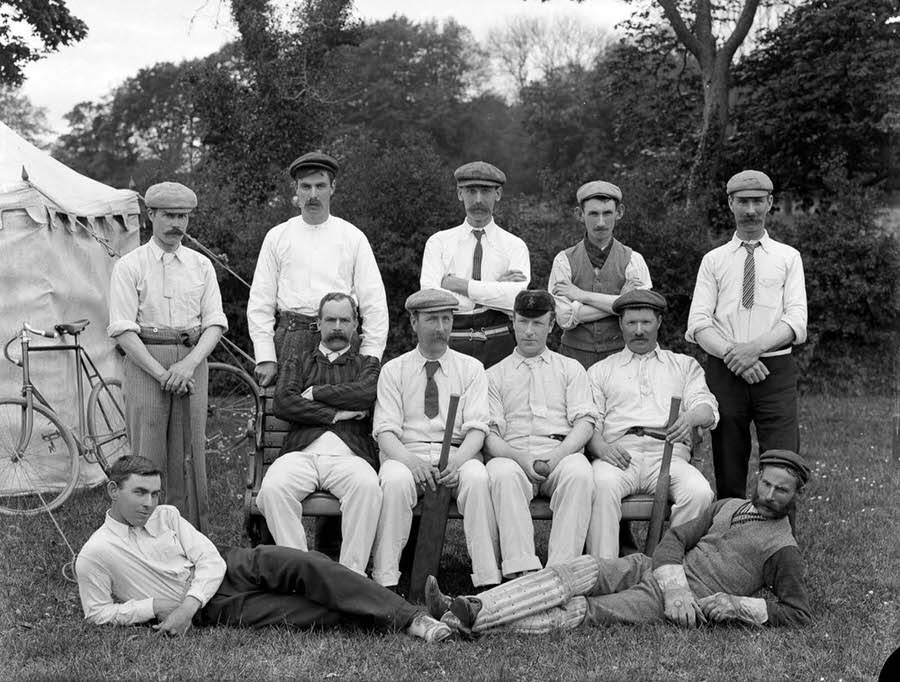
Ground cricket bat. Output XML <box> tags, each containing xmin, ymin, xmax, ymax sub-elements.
<box><xmin>408</xmin><ymin>393</ymin><xmax>460</xmax><ymax>604</ymax></box>
<box><xmin>644</xmin><ymin>396</ymin><xmax>682</xmax><ymax>557</ymax></box>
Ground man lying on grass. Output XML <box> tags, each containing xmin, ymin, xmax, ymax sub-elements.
<box><xmin>75</xmin><ymin>455</ymin><xmax>451</xmax><ymax>642</ymax></box>
<box><xmin>426</xmin><ymin>450</ymin><xmax>812</xmax><ymax>634</ymax></box>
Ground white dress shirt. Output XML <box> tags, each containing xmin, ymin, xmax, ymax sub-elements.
<box><xmin>107</xmin><ymin>240</ymin><xmax>228</xmax><ymax>337</ymax></box>
<box><xmin>685</xmin><ymin>231</ymin><xmax>807</xmax><ymax>354</ymax></box>
<box><xmin>247</xmin><ymin>215</ymin><xmax>388</xmax><ymax>362</ymax></box>
<box><xmin>547</xmin><ymin>247</ymin><xmax>652</xmax><ymax>330</ymax></box>
<box><xmin>420</xmin><ymin>219</ymin><xmax>530</xmax><ymax>315</ymax></box>
<box><xmin>372</xmin><ymin>347</ymin><xmax>490</xmax><ymax>460</ymax></box>
<box><xmin>75</xmin><ymin>505</ymin><xmax>226</xmax><ymax>626</ymax></box>
<box><xmin>588</xmin><ymin>345</ymin><xmax>719</xmax><ymax>445</ymax></box>
<box><xmin>487</xmin><ymin>348</ymin><xmax>597</xmax><ymax>457</ymax></box>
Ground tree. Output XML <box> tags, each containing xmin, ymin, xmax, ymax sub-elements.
<box><xmin>0</xmin><ymin>0</ymin><xmax>87</xmax><ymax>86</ymax></box>
<box><xmin>488</xmin><ymin>14</ymin><xmax>612</xmax><ymax>97</ymax></box>
<box><xmin>0</xmin><ymin>86</ymin><xmax>51</xmax><ymax>145</ymax></box>
<box><xmin>731</xmin><ymin>0</ymin><xmax>900</xmax><ymax>194</ymax></box>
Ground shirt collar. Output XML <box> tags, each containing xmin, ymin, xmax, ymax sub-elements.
<box><xmin>298</xmin><ymin>215</ymin><xmax>332</xmax><ymax>229</ymax></box>
<box><xmin>318</xmin><ymin>342</ymin><xmax>351</xmax><ymax>362</ymax></box>
<box><xmin>147</xmin><ymin>238</ymin><xmax>183</xmax><ymax>262</ymax></box>
<box><xmin>464</xmin><ymin>218</ymin><xmax>496</xmax><ymax>237</ymax></box>
<box><xmin>621</xmin><ymin>344</ymin><xmax>661</xmax><ymax>365</ymax></box>
<box><xmin>414</xmin><ymin>347</ymin><xmax>448</xmax><ymax>374</ymax></box>
<box><xmin>512</xmin><ymin>347</ymin><xmax>551</xmax><ymax>368</ymax></box>
<box><xmin>103</xmin><ymin>508</ymin><xmax>162</xmax><ymax>539</ymax></box>
<box><xmin>730</xmin><ymin>230</ymin><xmax>771</xmax><ymax>252</ymax></box>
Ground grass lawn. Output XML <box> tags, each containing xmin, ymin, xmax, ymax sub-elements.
<box><xmin>0</xmin><ymin>394</ymin><xmax>897</xmax><ymax>681</ymax></box>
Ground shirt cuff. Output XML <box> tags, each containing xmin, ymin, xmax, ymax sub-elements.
<box><xmin>461</xmin><ymin>421</ymin><xmax>490</xmax><ymax>436</ymax></box>
<box><xmin>253</xmin><ymin>341</ymin><xmax>277</xmax><ymax>365</ymax></box>
<box><xmin>136</xmin><ymin>597</ymin><xmax>156</xmax><ymax>623</ymax></box>
<box><xmin>359</xmin><ymin>338</ymin><xmax>385</xmax><ymax>361</ymax></box>
<box><xmin>737</xmin><ymin>596</ymin><xmax>769</xmax><ymax>625</ymax></box>
<box><xmin>201</xmin><ymin>315</ymin><xmax>229</xmax><ymax>333</ymax></box>
<box><xmin>186</xmin><ymin>588</ymin><xmax>214</xmax><ymax>609</ymax></box>
<box><xmin>652</xmin><ymin>563</ymin><xmax>689</xmax><ymax>591</ymax></box>
<box><xmin>781</xmin><ymin>316</ymin><xmax>807</xmax><ymax>345</ymax></box>
<box><xmin>107</xmin><ymin>320</ymin><xmax>141</xmax><ymax>338</ymax></box>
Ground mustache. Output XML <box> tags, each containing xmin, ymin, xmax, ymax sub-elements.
<box><xmin>325</xmin><ymin>331</ymin><xmax>348</xmax><ymax>341</ymax></box>
<box><xmin>428</xmin><ymin>331</ymin><xmax>449</xmax><ymax>344</ymax></box>
<box><xmin>166</xmin><ymin>230</ymin><xmax>184</xmax><ymax>236</ymax></box>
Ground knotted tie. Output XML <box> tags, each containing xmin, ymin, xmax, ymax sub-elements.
<box><xmin>472</xmin><ymin>230</ymin><xmax>484</xmax><ymax>281</ymax></box>
<box><xmin>524</xmin><ymin>357</ymin><xmax>548</xmax><ymax>419</ymax></box>
<box><xmin>741</xmin><ymin>242</ymin><xmax>760</xmax><ymax>309</ymax></box>
<box><xmin>424</xmin><ymin>360</ymin><xmax>441</xmax><ymax>418</ymax></box>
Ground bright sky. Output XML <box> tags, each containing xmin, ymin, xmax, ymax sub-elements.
<box><xmin>20</xmin><ymin>0</ymin><xmax>630</xmax><ymax>136</ymax></box>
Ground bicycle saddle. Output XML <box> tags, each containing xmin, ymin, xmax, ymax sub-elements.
<box><xmin>55</xmin><ymin>319</ymin><xmax>90</xmax><ymax>335</ymax></box>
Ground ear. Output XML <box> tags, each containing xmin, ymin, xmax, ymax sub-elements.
<box><xmin>615</xmin><ymin>203</ymin><xmax>625</xmax><ymax>220</ymax></box>
<box><xmin>495</xmin><ymin>187</ymin><xmax>503</xmax><ymax>201</ymax></box>
<box><xmin>574</xmin><ymin>206</ymin><xmax>584</xmax><ymax>222</ymax></box>
<box><xmin>329</xmin><ymin>179</ymin><xmax>337</xmax><ymax>195</ymax></box>
<box><xmin>457</xmin><ymin>187</ymin><xmax>464</xmax><ymax>202</ymax></box>
<box><xmin>107</xmin><ymin>480</ymin><xmax>119</xmax><ymax>500</ymax></box>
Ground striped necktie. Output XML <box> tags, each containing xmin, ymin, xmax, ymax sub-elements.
<box><xmin>741</xmin><ymin>242</ymin><xmax>760</xmax><ymax>309</ymax></box>
<box><xmin>472</xmin><ymin>230</ymin><xmax>484</xmax><ymax>281</ymax></box>
<box><xmin>424</xmin><ymin>360</ymin><xmax>441</xmax><ymax>418</ymax></box>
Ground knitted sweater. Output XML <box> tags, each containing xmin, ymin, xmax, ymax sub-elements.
<box><xmin>272</xmin><ymin>342</ymin><xmax>380</xmax><ymax>467</ymax></box>
<box><xmin>653</xmin><ymin>498</ymin><xmax>812</xmax><ymax>627</ymax></box>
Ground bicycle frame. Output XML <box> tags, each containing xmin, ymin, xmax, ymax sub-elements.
<box><xmin>6</xmin><ymin>323</ymin><xmax>119</xmax><ymax>457</ymax></box>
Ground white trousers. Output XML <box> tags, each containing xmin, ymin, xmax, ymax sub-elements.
<box><xmin>256</xmin><ymin>450</ymin><xmax>381</xmax><ymax>576</ymax></box>
<box><xmin>586</xmin><ymin>435</ymin><xmax>714</xmax><ymax>560</ymax></box>
<box><xmin>487</xmin><ymin>453</ymin><xmax>593</xmax><ymax>576</ymax></box>
<box><xmin>373</xmin><ymin>458</ymin><xmax>501</xmax><ymax>588</ymax></box>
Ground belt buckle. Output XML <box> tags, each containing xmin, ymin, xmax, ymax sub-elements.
<box><xmin>468</xmin><ymin>327</ymin><xmax>487</xmax><ymax>342</ymax></box>
<box><xmin>179</xmin><ymin>331</ymin><xmax>195</xmax><ymax>348</ymax></box>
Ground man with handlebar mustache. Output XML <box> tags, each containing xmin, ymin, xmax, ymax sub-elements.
<box><xmin>256</xmin><ymin>292</ymin><xmax>382</xmax><ymax>576</ymax></box>
<box><xmin>107</xmin><ymin>182</ymin><xmax>228</xmax><ymax>532</ymax></box>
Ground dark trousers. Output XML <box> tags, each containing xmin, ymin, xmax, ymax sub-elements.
<box><xmin>706</xmin><ymin>354</ymin><xmax>799</xmax><ymax>500</ymax></box>
<box><xmin>450</xmin><ymin>310</ymin><xmax>515</xmax><ymax>369</ymax></box>
<box><xmin>559</xmin><ymin>343</ymin><xmax>620</xmax><ymax>371</ymax></box>
<box><xmin>198</xmin><ymin>545</ymin><xmax>420</xmax><ymax>630</ymax></box>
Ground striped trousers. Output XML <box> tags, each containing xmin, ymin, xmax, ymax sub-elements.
<box><xmin>123</xmin><ymin>346</ymin><xmax>209</xmax><ymax>532</ymax></box>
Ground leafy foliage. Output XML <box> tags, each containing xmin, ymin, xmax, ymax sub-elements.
<box><xmin>732</xmin><ymin>0</ymin><xmax>900</xmax><ymax>194</ymax></box>
<box><xmin>0</xmin><ymin>0</ymin><xmax>86</xmax><ymax>86</ymax></box>
<box><xmin>0</xmin><ymin>86</ymin><xmax>51</xmax><ymax>145</ymax></box>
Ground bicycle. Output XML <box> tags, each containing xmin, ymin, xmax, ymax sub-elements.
<box><xmin>0</xmin><ymin>319</ymin><xmax>130</xmax><ymax>515</ymax></box>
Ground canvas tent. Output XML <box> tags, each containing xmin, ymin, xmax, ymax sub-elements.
<box><xmin>0</xmin><ymin>120</ymin><xmax>140</xmax><ymax>493</ymax></box>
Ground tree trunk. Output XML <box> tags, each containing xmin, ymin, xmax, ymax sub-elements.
<box><xmin>687</xmin><ymin>56</ymin><xmax>731</xmax><ymax>217</ymax></box>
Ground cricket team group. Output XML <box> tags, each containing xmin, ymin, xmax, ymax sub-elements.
<box><xmin>75</xmin><ymin>151</ymin><xmax>812</xmax><ymax>644</ymax></box>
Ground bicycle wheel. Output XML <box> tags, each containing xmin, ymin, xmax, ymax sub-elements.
<box><xmin>206</xmin><ymin>362</ymin><xmax>259</xmax><ymax>456</ymax></box>
<box><xmin>0</xmin><ymin>398</ymin><xmax>80</xmax><ymax>515</ymax></box>
<box><xmin>86</xmin><ymin>378</ymin><xmax>131</xmax><ymax>473</ymax></box>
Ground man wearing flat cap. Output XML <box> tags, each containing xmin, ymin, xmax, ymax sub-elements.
<box><xmin>586</xmin><ymin>289</ymin><xmax>716</xmax><ymax>560</ymax></box>
<box><xmin>427</xmin><ymin>449</ymin><xmax>811</xmax><ymax>633</ymax></box>
<box><xmin>108</xmin><ymin>182</ymin><xmax>228</xmax><ymax>531</ymax></box>
<box><xmin>247</xmin><ymin>151</ymin><xmax>388</xmax><ymax>387</ymax></box>
<box><xmin>686</xmin><ymin>170</ymin><xmax>807</xmax><ymax>501</ymax></box>
<box><xmin>371</xmin><ymin>289</ymin><xmax>501</xmax><ymax>590</ymax></box>
<box><xmin>549</xmin><ymin>180</ymin><xmax>652</xmax><ymax>370</ymax></box>
<box><xmin>419</xmin><ymin>161</ymin><xmax>530</xmax><ymax>368</ymax></box>
<box><xmin>484</xmin><ymin>289</ymin><xmax>596</xmax><ymax>579</ymax></box>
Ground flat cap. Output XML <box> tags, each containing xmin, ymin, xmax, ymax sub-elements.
<box><xmin>576</xmin><ymin>180</ymin><xmax>622</xmax><ymax>204</ymax></box>
<box><xmin>455</xmin><ymin>161</ymin><xmax>506</xmax><ymax>187</ymax></box>
<box><xmin>405</xmin><ymin>289</ymin><xmax>459</xmax><ymax>314</ymax></box>
<box><xmin>144</xmin><ymin>182</ymin><xmax>197</xmax><ymax>210</ymax></box>
<box><xmin>514</xmin><ymin>289</ymin><xmax>555</xmax><ymax>318</ymax></box>
<box><xmin>289</xmin><ymin>152</ymin><xmax>339</xmax><ymax>180</ymax></box>
<box><xmin>726</xmin><ymin>170</ymin><xmax>773</xmax><ymax>196</ymax></box>
<box><xmin>611</xmin><ymin>289</ymin><xmax>668</xmax><ymax>316</ymax></box>
<box><xmin>759</xmin><ymin>449</ymin><xmax>810</xmax><ymax>486</ymax></box>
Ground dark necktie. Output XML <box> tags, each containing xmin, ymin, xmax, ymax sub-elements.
<box><xmin>472</xmin><ymin>230</ymin><xmax>484</xmax><ymax>281</ymax></box>
<box><xmin>741</xmin><ymin>242</ymin><xmax>760</xmax><ymax>309</ymax></box>
<box><xmin>424</xmin><ymin>360</ymin><xmax>441</xmax><ymax>418</ymax></box>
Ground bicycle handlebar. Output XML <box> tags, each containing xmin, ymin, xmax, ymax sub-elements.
<box><xmin>24</xmin><ymin>323</ymin><xmax>59</xmax><ymax>339</ymax></box>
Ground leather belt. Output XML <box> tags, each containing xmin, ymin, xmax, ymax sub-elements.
<box><xmin>276</xmin><ymin>310</ymin><xmax>318</xmax><ymax>333</ymax></box>
<box><xmin>138</xmin><ymin>327</ymin><xmax>201</xmax><ymax>347</ymax></box>
<box><xmin>449</xmin><ymin>323</ymin><xmax>510</xmax><ymax>343</ymax></box>
<box><xmin>623</xmin><ymin>426</ymin><xmax>667</xmax><ymax>441</ymax></box>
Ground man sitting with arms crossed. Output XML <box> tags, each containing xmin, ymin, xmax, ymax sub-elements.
<box><xmin>256</xmin><ymin>292</ymin><xmax>381</xmax><ymax>576</ymax></box>
<box><xmin>586</xmin><ymin>289</ymin><xmax>716</xmax><ymax>560</ymax></box>
<box><xmin>372</xmin><ymin>289</ymin><xmax>501</xmax><ymax>590</ymax></box>
<box><xmin>485</xmin><ymin>289</ymin><xmax>595</xmax><ymax>579</ymax></box>
<box><xmin>76</xmin><ymin>456</ymin><xmax>450</xmax><ymax>642</ymax></box>
<box><xmin>427</xmin><ymin>450</ymin><xmax>812</xmax><ymax>634</ymax></box>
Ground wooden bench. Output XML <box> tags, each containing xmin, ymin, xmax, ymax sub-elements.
<box><xmin>244</xmin><ymin>387</ymin><xmax>667</xmax><ymax>590</ymax></box>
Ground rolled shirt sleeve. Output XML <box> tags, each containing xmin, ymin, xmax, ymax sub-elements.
<box><xmin>107</xmin><ymin>258</ymin><xmax>142</xmax><ymax>338</ymax></box>
<box><xmin>352</xmin><ymin>236</ymin><xmax>389</xmax><ymax>359</ymax></box>
<box><xmin>780</xmin><ymin>249</ymin><xmax>807</xmax><ymax>344</ymax></box>
<box><xmin>548</xmin><ymin>252</ymin><xmax>580</xmax><ymax>331</ymax></box>
<box><xmin>198</xmin><ymin>258</ymin><xmax>229</xmax><ymax>332</ymax></box>
<box><xmin>247</xmin><ymin>231</ymin><xmax>280</xmax><ymax>364</ymax></box>
<box><xmin>466</xmin><ymin>235</ymin><xmax>531</xmax><ymax>313</ymax></box>
<box><xmin>680</xmin><ymin>355</ymin><xmax>719</xmax><ymax>428</ymax></box>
